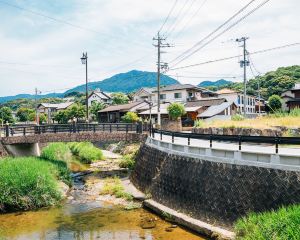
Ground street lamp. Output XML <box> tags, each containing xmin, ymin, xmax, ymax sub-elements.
<box><xmin>80</xmin><ymin>52</ymin><xmax>89</xmax><ymax>122</ymax></box>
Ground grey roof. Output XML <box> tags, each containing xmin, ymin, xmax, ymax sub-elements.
<box><xmin>38</xmin><ymin>102</ymin><xmax>74</xmax><ymax>110</ymax></box>
<box><xmin>98</xmin><ymin>101</ymin><xmax>144</xmax><ymax>113</ymax></box>
<box><xmin>89</xmin><ymin>91</ymin><xmax>111</xmax><ymax>100</ymax></box>
<box><xmin>197</xmin><ymin>101</ymin><xmax>234</xmax><ymax>118</ymax></box>
<box><xmin>185</xmin><ymin>98</ymin><xmax>226</xmax><ymax>108</ymax></box>
<box><xmin>152</xmin><ymin>84</ymin><xmax>215</xmax><ymax>94</ymax></box>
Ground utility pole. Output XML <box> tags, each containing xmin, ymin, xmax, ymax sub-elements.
<box><xmin>236</xmin><ymin>37</ymin><xmax>249</xmax><ymax>117</ymax></box>
<box><xmin>35</xmin><ymin>88</ymin><xmax>41</xmax><ymax>125</ymax></box>
<box><xmin>153</xmin><ymin>32</ymin><xmax>171</xmax><ymax>127</ymax></box>
<box><xmin>80</xmin><ymin>52</ymin><xmax>89</xmax><ymax>122</ymax></box>
<box><xmin>258</xmin><ymin>77</ymin><xmax>261</xmax><ymax>115</ymax></box>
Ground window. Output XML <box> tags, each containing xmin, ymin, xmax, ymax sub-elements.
<box><xmin>238</xmin><ymin>95</ymin><xmax>241</xmax><ymax>104</ymax></box>
<box><xmin>174</xmin><ymin>92</ymin><xmax>182</xmax><ymax>99</ymax></box>
<box><xmin>160</xmin><ymin>94</ymin><xmax>166</xmax><ymax>100</ymax></box>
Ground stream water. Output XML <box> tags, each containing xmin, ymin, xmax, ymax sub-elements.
<box><xmin>0</xmin><ymin>158</ymin><xmax>206</xmax><ymax>240</ymax></box>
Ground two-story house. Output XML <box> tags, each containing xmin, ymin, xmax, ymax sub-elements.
<box><xmin>37</xmin><ymin>102</ymin><xmax>75</xmax><ymax>123</ymax></box>
<box><xmin>216</xmin><ymin>88</ymin><xmax>256</xmax><ymax>114</ymax></box>
<box><xmin>88</xmin><ymin>89</ymin><xmax>112</xmax><ymax>107</ymax></box>
<box><xmin>133</xmin><ymin>84</ymin><xmax>217</xmax><ymax>104</ymax></box>
<box><xmin>281</xmin><ymin>83</ymin><xmax>300</xmax><ymax>111</ymax></box>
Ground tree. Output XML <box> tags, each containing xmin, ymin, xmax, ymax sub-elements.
<box><xmin>111</xmin><ymin>92</ymin><xmax>129</xmax><ymax>105</ymax></box>
<box><xmin>90</xmin><ymin>102</ymin><xmax>106</xmax><ymax>120</ymax></box>
<box><xmin>0</xmin><ymin>107</ymin><xmax>14</xmax><ymax>124</ymax></box>
<box><xmin>268</xmin><ymin>95</ymin><xmax>282</xmax><ymax>112</ymax></box>
<box><xmin>67</xmin><ymin>104</ymin><xmax>85</xmax><ymax>120</ymax></box>
<box><xmin>167</xmin><ymin>103</ymin><xmax>186</xmax><ymax>120</ymax></box>
<box><xmin>16</xmin><ymin>107</ymin><xmax>35</xmax><ymax>122</ymax></box>
<box><xmin>53</xmin><ymin>110</ymin><xmax>69</xmax><ymax>124</ymax></box>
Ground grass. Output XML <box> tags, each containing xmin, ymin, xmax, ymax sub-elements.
<box><xmin>40</xmin><ymin>143</ymin><xmax>72</xmax><ymax>162</ymax></box>
<box><xmin>0</xmin><ymin>157</ymin><xmax>62</xmax><ymax>212</ymax></box>
<box><xmin>100</xmin><ymin>177</ymin><xmax>133</xmax><ymax>201</ymax></box>
<box><xmin>235</xmin><ymin>205</ymin><xmax>300</xmax><ymax>240</ymax></box>
<box><xmin>68</xmin><ymin>142</ymin><xmax>104</xmax><ymax>164</ymax></box>
<box><xmin>119</xmin><ymin>154</ymin><xmax>136</xmax><ymax>170</ymax></box>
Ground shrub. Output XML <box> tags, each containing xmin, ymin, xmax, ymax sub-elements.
<box><xmin>268</xmin><ymin>95</ymin><xmax>282</xmax><ymax>112</ymax></box>
<box><xmin>194</xmin><ymin>119</ymin><xmax>205</xmax><ymax>128</ymax></box>
<box><xmin>235</xmin><ymin>205</ymin><xmax>300</xmax><ymax>240</ymax></box>
<box><xmin>68</xmin><ymin>142</ymin><xmax>103</xmax><ymax>164</ymax></box>
<box><xmin>121</xmin><ymin>112</ymin><xmax>140</xmax><ymax>123</ymax></box>
<box><xmin>167</xmin><ymin>103</ymin><xmax>186</xmax><ymax>120</ymax></box>
<box><xmin>41</xmin><ymin>143</ymin><xmax>72</xmax><ymax>162</ymax></box>
<box><xmin>231</xmin><ymin>114</ymin><xmax>245</xmax><ymax>121</ymax></box>
<box><xmin>0</xmin><ymin>157</ymin><xmax>62</xmax><ymax>212</ymax></box>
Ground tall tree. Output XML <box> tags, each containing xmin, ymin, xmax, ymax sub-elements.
<box><xmin>111</xmin><ymin>93</ymin><xmax>129</xmax><ymax>105</ymax></box>
<box><xmin>0</xmin><ymin>107</ymin><xmax>14</xmax><ymax>124</ymax></box>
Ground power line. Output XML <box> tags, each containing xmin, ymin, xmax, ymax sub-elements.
<box><xmin>169</xmin><ymin>42</ymin><xmax>300</xmax><ymax>71</ymax></box>
<box><xmin>169</xmin><ymin>0</ymin><xmax>257</xmax><ymax>65</ymax></box>
<box><xmin>158</xmin><ymin>0</ymin><xmax>178</xmax><ymax>33</ymax></box>
<box><xmin>165</xmin><ymin>0</ymin><xmax>198</xmax><ymax>38</ymax></box>
<box><xmin>167</xmin><ymin>74</ymin><xmax>237</xmax><ymax>79</ymax></box>
<box><xmin>163</xmin><ymin>0</ymin><xmax>191</xmax><ymax>38</ymax></box>
<box><xmin>171</xmin><ymin>0</ymin><xmax>271</xmax><ymax>68</ymax></box>
<box><xmin>173</xmin><ymin>0</ymin><xmax>208</xmax><ymax>40</ymax></box>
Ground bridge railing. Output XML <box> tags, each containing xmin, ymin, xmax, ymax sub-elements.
<box><xmin>1</xmin><ymin>123</ymin><xmax>149</xmax><ymax>137</ymax></box>
<box><xmin>151</xmin><ymin>128</ymin><xmax>300</xmax><ymax>154</ymax></box>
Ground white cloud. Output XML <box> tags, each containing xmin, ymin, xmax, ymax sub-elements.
<box><xmin>0</xmin><ymin>0</ymin><xmax>299</xmax><ymax>96</ymax></box>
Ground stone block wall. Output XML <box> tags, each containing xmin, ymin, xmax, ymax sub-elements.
<box><xmin>131</xmin><ymin>143</ymin><xmax>300</xmax><ymax>226</ymax></box>
<box><xmin>0</xmin><ymin>142</ymin><xmax>8</xmax><ymax>157</ymax></box>
<box><xmin>193</xmin><ymin>127</ymin><xmax>283</xmax><ymax>136</ymax></box>
<box><xmin>161</xmin><ymin>119</ymin><xmax>182</xmax><ymax>132</ymax></box>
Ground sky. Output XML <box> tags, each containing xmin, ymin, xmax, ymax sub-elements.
<box><xmin>0</xmin><ymin>0</ymin><xmax>299</xmax><ymax>97</ymax></box>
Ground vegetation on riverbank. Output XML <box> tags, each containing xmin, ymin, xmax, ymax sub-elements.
<box><xmin>0</xmin><ymin>157</ymin><xmax>63</xmax><ymax>212</ymax></box>
<box><xmin>235</xmin><ymin>205</ymin><xmax>300</xmax><ymax>240</ymax></box>
<box><xmin>100</xmin><ymin>177</ymin><xmax>133</xmax><ymax>201</ymax></box>
<box><xmin>68</xmin><ymin>142</ymin><xmax>104</xmax><ymax>164</ymax></box>
<box><xmin>195</xmin><ymin>108</ymin><xmax>300</xmax><ymax>131</ymax></box>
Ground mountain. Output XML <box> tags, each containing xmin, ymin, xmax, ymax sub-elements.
<box><xmin>198</xmin><ymin>79</ymin><xmax>233</xmax><ymax>88</ymax></box>
<box><xmin>0</xmin><ymin>70</ymin><xmax>179</xmax><ymax>104</ymax></box>
<box><xmin>64</xmin><ymin>70</ymin><xmax>179</xmax><ymax>94</ymax></box>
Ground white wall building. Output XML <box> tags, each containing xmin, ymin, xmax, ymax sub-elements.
<box><xmin>88</xmin><ymin>89</ymin><xmax>112</xmax><ymax>107</ymax></box>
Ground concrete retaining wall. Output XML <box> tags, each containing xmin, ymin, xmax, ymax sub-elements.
<box><xmin>131</xmin><ymin>141</ymin><xmax>300</xmax><ymax>226</ymax></box>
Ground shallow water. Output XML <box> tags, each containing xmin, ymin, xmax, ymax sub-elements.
<box><xmin>0</xmin><ymin>203</ymin><xmax>206</xmax><ymax>240</ymax></box>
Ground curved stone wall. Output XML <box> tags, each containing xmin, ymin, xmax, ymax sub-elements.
<box><xmin>131</xmin><ymin>142</ymin><xmax>300</xmax><ymax>226</ymax></box>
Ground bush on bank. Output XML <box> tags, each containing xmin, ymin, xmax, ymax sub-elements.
<box><xmin>235</xmin><ymin>205</ymin><xmax>300</xmax><ymax>240</ymax></box>
<box><xmin>68</xmin><ymin>142</ymin><xmax>104</xmax><ymax>164</ymax></box>
<box><xmin>0</xmin><ymin>157</ymin><xmax>62</xmax><ymax>212</ymax></box>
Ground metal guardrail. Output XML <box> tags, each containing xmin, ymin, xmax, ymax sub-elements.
<box><xmin>151</xmin><ymin>129</ymin><xmax>300</xmax><ymax>154</ymax></box>
<box><xmin>0</xmin><ymin>123</ymin><xmax>149</xmax><ymax>137</ymax></box>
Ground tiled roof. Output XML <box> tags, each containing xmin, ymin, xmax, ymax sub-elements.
<box><xmin>152</xmin><ymin>84</ymin><xmax>214</xmax><ymax>93</ymax></box>
<box><xmin>197</xmin><ymin>101</ymin><xmax>234</xmax><ymax>118</ymax></box>
<box><xmin>185</xmin><ymin>98</ymin><xmax>226</xmax><ymax>108</ymax></box>
<box><xmin>98</xmin><ymin>101</ymin><xmax>144</xmax><ymax>113</ymax></box>
<box><xmin>38</xmin><ymin>102</ymin><xmax>74</xmax><ymax>109</ymax></box>
<box><xmin>216</xmin><ymin>88</ymin><xmax>239</xmax><ymax>94</ymax></box>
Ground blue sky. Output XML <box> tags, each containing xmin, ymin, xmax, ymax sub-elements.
<box><xmin>0</xmin><ymin>0</ymin><xmax>299</xmax><ymax>96</ymax></box>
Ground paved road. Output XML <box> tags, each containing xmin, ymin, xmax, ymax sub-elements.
<box><xmin>152</xmin><ymin>133</ymin><xmax>300</xmax><ymax>156</ymax></box>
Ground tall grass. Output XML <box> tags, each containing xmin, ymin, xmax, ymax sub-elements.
<box><xmin>68</xmin><ymin>142</ymin><xmax>103</xmax><ymax>164</ymax></box>
<box><xmin>40</xmin><ymin>143</ymin><xmax>72</xmax><ymax>185</ymax></box>
<box><xmin>100</xmin><ymin>177</ymin><xmax>133</xmax><ymax>201</ymax></box>
<box><xmin>235</xmin><ymin>205</ymin><xmax>300</xmax><ymax>240</ymax></box>
<box><xmin>0</xmin><ymin>157</ymin><xmax>62</xmax><ymax>212</ymax></box>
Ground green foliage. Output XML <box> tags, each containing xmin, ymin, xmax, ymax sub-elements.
<box><xmin>111</xmin><ymin>92</ymin><xmax>129</xmax><ymax>105</ymax></box>
<box><xmin>68</xmin><ymin>142</ymin><xmax>103</xmax><ymax>164</ymax></box>
<box><xmin>232</xmin><ymin>114</ymin><xmax>245</xmax><ymax>121</ymax></box>
<box><xmin>235</xmin><ymin>205</ymin><xmax>300</xmax><ymax>240</ymax></box>
<box><xmin>0</xmin><ymin>98</ymin><xmax>63</xmax><ymax>111</ymax></box>
<box><xmin>53</xmin><ymin>104</ymin><xmax>85</xmax><ymax>123</ymax></box>
<box><xmin>119</xmin><ymin>154</ymin><xmax>135</xmax><ymax>170</ymax></box>
<box><xmin>0</xmin><ymin>107</ymin><xmax>14</xmax><ymax>124</ymax></box>
<box><xmin>167</xmin><ymin>102</ymin><xmax>186</xmax><ymax>120</ymax></box>
<box><xmin>16</xmin><ymin>107</ymin><xmax>35</xmax><ymax>122</ymax></box>
<box><xmin>39</xmin><ymin>113</ymin><xmax>47</xmax><ymax>124</ymax></box>
<box><xmin>121</xmin><ymin>111</ymin><xmax>140</xmax><ymax>123</ymax></box>
<box><xmin>90</xmin><ymin>101</ymin><xmax>106</xmax><ymax>120</ymax></box>
<box><xmin>0</xmin><ymin>157</ymin><xmax>62</xmax><ymax>212</ymax></box>
<box><xmin>268</xmin><ymin>95</ymin><xmax>282</xmax><ymax>112</ymax></box>
<box><xmin>194</xmin><ymin>119</ymin><xmax>205</xmax><ymax>128</ymax></box>
<box><xmin>64</xmin><ymin>91</ymin><xmax>84</xmax><ymax>98</ymax></box>
<box><xmin>100</xmin><ymin>177</ymin><xmax>133</xmax><ymax>201</ymax></box>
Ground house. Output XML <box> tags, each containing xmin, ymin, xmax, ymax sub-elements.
<box><xmin>98</xmin><ymin>101</ymin><xmax>148</xmax><ymax>123</ymax></box>
<box><xmin>37</xmin><ymin>102</ymin><xmax>75</xmax><ymax>123</ymax></box>
<box><xmin>88</xmin><ymin>89</ymin><xmax>112</xmax><ymax>107</ymax></box>
<box><xmin>216</xmin><ymin>88</ymin><xmax>256</xmax><ymax>114</ymax></box>
<box><xmin>281</xmin><ymin>83</ymin><xmax>300</xmax><ymax>111</ymax></box>
<box><xmin>133</xmin><ymin>84</ymin><xmax>217</xmax><ymax>104</ymax></box>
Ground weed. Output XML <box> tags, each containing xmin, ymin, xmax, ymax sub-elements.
<box><xmin>100</xmin><ymin>177</ymin><xmax>133</xmax><ymax>201</ymax></box>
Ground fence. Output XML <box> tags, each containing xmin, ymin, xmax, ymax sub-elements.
<box><xmin>0</xmin><ymin>123</ymin><xmax>149</xmax><ymax>137</ymax></box>
<box><xmin>151</xmin><ymin>129</ymin><xmax>300</xmax><ymax>154</ymax></box>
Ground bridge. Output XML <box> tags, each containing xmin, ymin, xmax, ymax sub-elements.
<box><xmin>0</xmin><ymin>123</ymin><xmax>147</xmax><ymax>157</ymax></box>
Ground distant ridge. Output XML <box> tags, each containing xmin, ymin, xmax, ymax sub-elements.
<box><xmin>198</xmin><ymin>79</ymin><xmax>233</xmax><ymax>88</ymax></box>
<box><xmin>0</xmin><ymin>70</ymin><xmax>179</xmax><ymax>104</ymax></box>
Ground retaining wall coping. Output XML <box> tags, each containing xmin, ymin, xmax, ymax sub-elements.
<box><xmin>147</xmin><ymin>137</ymin><xmax>300</xmax><ymax>172</ymax></box>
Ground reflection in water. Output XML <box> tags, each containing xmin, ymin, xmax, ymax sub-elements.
<box><xmin>0</xmin><ymin>203</ymin><xmax>205</xmax><ymax>240</ymax></box>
